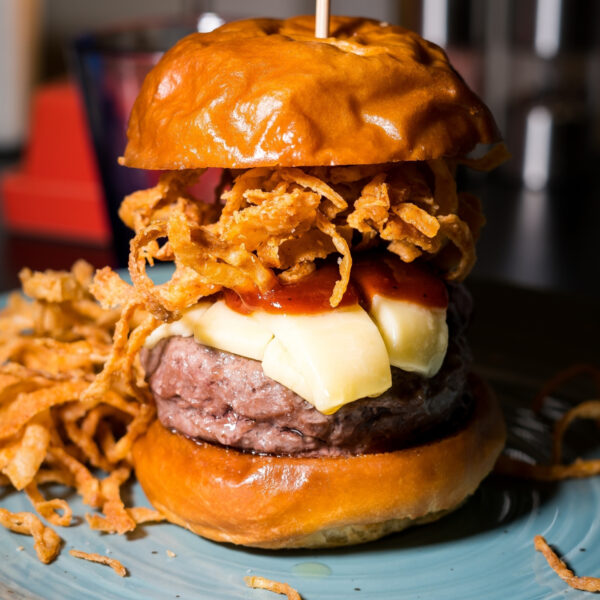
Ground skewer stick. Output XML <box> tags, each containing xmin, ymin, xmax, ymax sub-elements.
<box><xmin>315</xmin><ymin>0</ymin><xmax>330</xmax><ymax>38</ymax></box>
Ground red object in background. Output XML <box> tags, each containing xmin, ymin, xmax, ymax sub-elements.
<box><xmin>1</xmin><ymin>82</ymin><xmax>111</xmax><ymax>244</ymax></box>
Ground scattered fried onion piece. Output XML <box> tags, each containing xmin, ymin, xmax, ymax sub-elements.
<box><xmin>0</xmin><ymin>381</ymin><xmax>89</xmax><ymax>441</ymax></box>
<box><xmin>495</xmin><ymin>455</ymin><xmax>600</xmax><ymax>481</ymax></box>
<box><xmin>0</xmin><ymin>414</ymin><xmax>51</xmax><ymax>490</ymax></box>
<box><xmin>532</xmin><ymin>364</ymin><xmax>600</xmax><ymax>413</ymax></box>
<box><xmin>0</xmin><ymin>508</ymin><xmax>61</xmax><ymax>563</ymax></box>
<box><xmin>86</xmin><ymin>466</ymin><xmax>135</xmax><ymax>534</ymax></box>
<box><xmin>47</xmin><ymin>445</ymin><xmax>101</xmax><ymax>508</ymax></box>
<box><xmin>90</xmin><ymin>267</ymin><xmax>137</xmax><ymax>310</ymax></box>
<box><xmin>19</xmin><ymin>265</ymin><xmax>88</xmax><ymax>303</ymax></box>
<box><xmin>244</xmin><ymin>576</ymin><xmax>302</xmax><ymax>600</ymax></box>
<box><xmin>69</xmin><ymin>549</ymin><xmax>128</xmax><ymax>577</ymax></box>
<box><xmin>25</xmin><ymin>481</ymin><xmax>72</xmax><ymax>527</ymax></box>
<box><xmin>534</xmin><ymin>535</ymin><xmax>600</xmax><ymax>592</ymax></box>
<box><xmin>0</xmin><ymin>259</ymin><xmax>160</xmax><ymax>560</ymax></box>
<box><xmin>128</xmin><ymin>506</ymin><xmax>165</xmax><ymax>525</ymax></box>
<box><xmin>496</xmin><ymin>364</ymin><xmax>600</xmax><ymax>482</ymax></box>
<box><xmin>552</xmin><ymin>399</ymin><xmax>600</xmax><ymax>465</ymax></box>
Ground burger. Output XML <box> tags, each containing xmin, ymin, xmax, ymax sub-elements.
<box><xmin>117</xmin><ymin>15</ymin><xmax>507</xmax><ymax>549</ymax></box>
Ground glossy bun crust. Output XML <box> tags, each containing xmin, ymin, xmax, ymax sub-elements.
<box><xmin>123</xmin><ymin>16</ymin><xmax>499</xmax><ymax>170</ymax></box>
<box><xmin>132</xmin><ymin>375</ymin><xmax>505</xmax><ymax>548</ymax></box>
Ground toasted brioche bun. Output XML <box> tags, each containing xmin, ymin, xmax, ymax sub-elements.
<box><xmin>122</xmin><ymin>16</ymin><xmax>499</xmax><ymax>170</ymax></box>
<box><xmin>132</xmin><ymin>374</ymin><xmax>505</xmax><ymax>549</ymax></box>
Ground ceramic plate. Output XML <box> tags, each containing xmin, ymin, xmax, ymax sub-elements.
<box><xmin>1</xmin><ymin>276</ymin><xmax>598</xmax><ymax>599</ymax></box>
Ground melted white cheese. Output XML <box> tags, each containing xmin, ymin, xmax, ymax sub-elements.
<box><xmin>368</xmin><ymin>295</ymin><xmax>448</xmax><ymax>377</ymax></box>
<box><xmin>191</xmin><ymin>300</ymin><xmax>273</xmax><ymax>361</ymax></box>
<box><xmin>255</xmin><ymin>306</ymin><xmax>391</xmax><ymax>415</ymax></box>
<box><xmin>144</xmin><ymin>302</ymin><xmax>212</xmax><ymax>348</ymax></box>
<box><xmin>144</xmin><ymin>296</ymin><xmax>448</xmax><ymax>413</ymax></box>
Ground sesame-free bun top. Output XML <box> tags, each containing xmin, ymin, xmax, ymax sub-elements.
<box><xmin>122</xmin><ymin>16</ymin><xmax>499</xmax><ymax>170</ymax></box>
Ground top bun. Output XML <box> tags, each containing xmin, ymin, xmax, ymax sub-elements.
<box><xmin>122</xmin><ymin>16</ymin><xmax>499</xmax><ymax>170</ymax></box>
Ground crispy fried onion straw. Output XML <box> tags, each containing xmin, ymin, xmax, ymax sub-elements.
<box><xmin>0</xmin><ymin>262</ymin><xmax>163</xmax><ymax>562</ymax></box>
<box><xmin>534</xmin><ymin>535</ymin><xmax>600</xmax><ymax>592</ymax></box>
<box><xmin>105</xmin><ymin>149</ymin><xmax>506</xmax><ymax>319</ymax></box>
<box><xmin>244</xmin><ymin>576</ymin><xmax>302</xmax><ymax>600</ymax></box>
<box><xmin>69</xmin><ymin>549</ymin><xmax>128</xmax><ymax>577</ymax></box>
<box><xmin>0</xmin><ymin>508</ymin><xmax>61</xmax><ymax>563</ymax></box>
<box><xmin>495</xmin><ymin>364</ymin><xmax>600</xmax><ymax>481</ymax></box>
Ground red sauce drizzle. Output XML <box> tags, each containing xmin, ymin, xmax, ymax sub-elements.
<box><xmin>352</xmin><ymin>253</ymin><xmax>448</xmax><ymax>310</ymax></box>
<box><xmin>224</xmin><ymin>253</ymin><xmax>448</xmax><ymax>315</ymax></box>
<box><xmin>224</xmin><ymin>263</ymin><xmax>359</xmax><ymax>314</ymax></box>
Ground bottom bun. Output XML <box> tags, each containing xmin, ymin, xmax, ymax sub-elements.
<box><xmin>132</xmin><ymin>374</ymin><xmax>505</xmax><ymax>549</ymax></box>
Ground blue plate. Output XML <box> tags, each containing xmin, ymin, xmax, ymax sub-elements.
<box><xmin>1</xmin><ymin>273</ymin><xmax>599</xmax><ymax>599</ymax></box>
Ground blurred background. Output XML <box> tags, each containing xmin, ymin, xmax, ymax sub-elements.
<box><xmin>0</xmin><ymin>0</ymin><xmax>599</xmax><ymax>300</ymax></box>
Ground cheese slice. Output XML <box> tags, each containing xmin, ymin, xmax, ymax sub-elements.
<box><xmin>143</xmin><ymin>295</ymin><xmax>448</xmax><ymax>414</ymax></box>
<box><xmin>191</xmin><ymin>300</ymin><xmax>273</xmax><ymax>361</ymax></box>
<box><xmin>255</xmin><ymin>306</ymin><xmax>392</xmax><ymax>414</ymax></box>
<box><xmin>261</xmin><ymin>338</ymin><xmax>312</xmax><ymax>402</ymax></box>
<box><xmin>144</xmin><ymin>302</ymin><xmax>212</xmax><ymax>348</ymax></box>
<box><xmin>369</xmin><ymin>295</ymin><xmax>448</xmax><ymax>377</ymax></box>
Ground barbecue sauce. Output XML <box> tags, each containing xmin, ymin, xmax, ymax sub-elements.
<box><xmin>224</xmin><ymin>254</ymin><xmax>448</xmax><ymax>315</ymax></box>
<box><xmin>352</xmin><ymin>255</ymin><xmax>448</xmax><ymax>310</ymax></box>
<box><xmin>224</xmin><ymin>264</ymin><xmax>359</xmax><ymax>314</ymax></box>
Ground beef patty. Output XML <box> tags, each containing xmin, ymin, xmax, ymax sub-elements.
<box><xmin>141</xmin><ymin>292</ymin><xmax>472</xmax><ymax>457</ymax></box>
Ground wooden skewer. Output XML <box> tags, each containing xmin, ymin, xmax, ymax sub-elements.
<box><xmin>315</xmin><ymin>0</ymin><xmax>330</xmax><ymax>38</ymax></box>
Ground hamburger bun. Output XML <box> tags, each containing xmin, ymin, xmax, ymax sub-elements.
<box><xmin>132</xmin><ymin>374</ymin><xmax>505</xmax><ymax>548</ymax></box>
<box><xmin>124</xmin><ymin>15</ymin><xmax>506</xmax><ymax>550</ymax></box>
<box><xmin>122</xmin><ymin>16</ymin><xmax>499</xmax><ymax>170</ymax></box>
